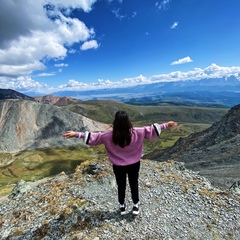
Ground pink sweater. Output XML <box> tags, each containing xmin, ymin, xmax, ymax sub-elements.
<box><xmin>75</xmin><ymin>123</ymin><xmax>168</xmax><ymax>166</ymax></box>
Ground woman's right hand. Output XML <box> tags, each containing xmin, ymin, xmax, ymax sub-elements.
<box><xmin>63</xmin><ymin>131</ymin><xmax>76</xmax><ymax>139</ymax></box>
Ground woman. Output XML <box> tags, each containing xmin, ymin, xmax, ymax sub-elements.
<box><xmin>63</xmin><ymin>110</ymin><xmax>178</xmax><ymax>216</ymax></box>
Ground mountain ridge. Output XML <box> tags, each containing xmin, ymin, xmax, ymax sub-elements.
<box><xmin>153</xmin><ymin>104</ymin><xmax>240</xmax><ymax>189</ymax></box>
<box><xmin>0</xmin><ymin>89</ymin><xmax>34</xmax><ymax>101</ymax></box>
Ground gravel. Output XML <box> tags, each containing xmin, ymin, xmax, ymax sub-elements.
<box><xmin>0</xmin><ymin>160</ymin><xmax>239</xmax><ymax>240</ymax></box>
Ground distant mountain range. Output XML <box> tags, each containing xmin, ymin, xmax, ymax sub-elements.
<box><xmin>49</xmin><ymin>75</ymin><xmax>240</xmax><ymax>107</ymax></box>
<box><xmin>4</xmin><ymin>75</ymin><xmax>239</xmax><ymax>107</ymax></box>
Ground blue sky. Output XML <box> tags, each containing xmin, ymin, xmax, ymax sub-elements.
<box><xmin>0</xmin><ymin>0</ymin><xmax>240</xmax><ymax>94</ymax></box>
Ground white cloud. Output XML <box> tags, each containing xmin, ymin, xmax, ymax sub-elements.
<box><xmin>151</xmin><ymin>64</ymin><xmax>240</xmax><ymax>82</ymax></box>
<box><xmin>57</xmin><ymin>64</ymin><xmax>240</xmax><ymax>91</ymax></box>
<box><xmin>155</xmin><ymin>0</ymin><xmax>171</xmax><ymax>10</ymax></box>
<box><xmin>69</xmin><ymin>49</ymin><xmax>77</xmax><ymax>54</ymax></box>
<box><xmin>54</xmin><ymin>63</ymin><xmax>68</xmax><ymax>67</ymax></box>
<box><xmin>122</xmin><ymin>75</ymin><xmax>149</xmax><ymax>85</ymax></box>
<box><xmin>55</xmin><ymin>14</ymin><xmax>95</xmax><ymax>44</ymax></box>
<box><xmin>0</xmin><ymin>76</ymin><xmax>50</xmax><ymax>92</ymax></box>
<box><xmin>112</xmin><ymin>8</ymin><xmax>126</xmax><ymax>20</ymax></box>
<box><xmin>107</xmin><ymin>0</ymin><xmax>123</xmax><ymax>3</ymax></box>
<box><xmin>80</xmin><ymin>40</ymin><xmax>99</xmax><ymax>50</ymax></box>
<box><xmin>54</xmin><ymin>63</ymin><xmax>68</xmax><ymax>74</ymax></box>
<box><xmin>46</xmin><ymin>0</ymin><xmax>97</xmax><ymax>12</ymax></box>
<box><xmin>56</xmin><ymin>75</ymin><xmax>149</xmax><ymax>91</ymax></box>
<box><xmin>170</xmin><ymin>22</ymin><xmax>178</xmax><ymax>29</ymax></box>
<box><xmin>132</xmin><ymin>12</ymin><xmax>137</xmax><ymax>18</ymax></box>
<box><xmin>58</xmin><ymin>79</ymin><xmax>90</xmax><ymax>90</ymax></box>
<box><xmin>1</xmin><ymin>64</ymin><xmax>240</xmax><ymax>93</ymax></box>
<box><xmin>37</xmin><ymin>73</ymin><xmax>55</xmax><ymax>77</ymax></box>
<box><xmin>0</xmin><ymin>60</ymin><xmax>46</xmax><ymax>77</ymax></box>
<box><xmin>171</xmin><ymin>56</ymin><xmax>193</xmax><ymax>65</ymax></box>
<box><xmin>0</xmin><ymin>0</ymin><xmax>98</xmax><ymax>77</ymax></box>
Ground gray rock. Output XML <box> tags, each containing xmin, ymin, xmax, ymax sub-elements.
<box><xmin>229</xmin><ymin>180</ymin><xmax>240</xmax><ymax>194</ymax></box>
<box><xmin>8</xmin><ymin>179</ymin><xmax>32</xmax><ymax>199</ymax></box>
<box><xmin>0</xmin><ymin>99</ymin><xmax>109</xmax><ymax>153</ymax></box>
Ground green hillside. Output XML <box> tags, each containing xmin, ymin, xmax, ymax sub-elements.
<box><xmin>63</xmin><ymin>100</ymin><xmax>229</xmax><ymax>125</ymax></box>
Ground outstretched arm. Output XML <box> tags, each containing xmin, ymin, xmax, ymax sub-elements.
<box><xmin>63</xmin><ymin>130</ymin><xmax>101</xmax><ymax>146</ymax></box>
<box><xmin>153</xmin><ymin>121</ymin><xmax>178</xmax><ymax>137</ymax></box>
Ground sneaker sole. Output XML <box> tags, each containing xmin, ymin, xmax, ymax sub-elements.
<box><xmin>132</xmin><ymin>211</ymin><xmax>139</xmax><ymax>215</ymax></box>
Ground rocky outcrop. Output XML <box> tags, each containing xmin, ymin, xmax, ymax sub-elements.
<box><xmin>0</xmin><ymin>99</ymin><xmax>109</xmax><ymax>153</ymax></box>
<box><xmin>8</xmin><ymin>179</ymin><xmax>32</xmax><ymax>199</ymax></box>
<box><xmin>154</xmin><ymin>104</ymin><xmax>240</xmax><ymax>189</ymax></box>
<box><xmin>0</xmin><ymin>160</ymin><xmax>239</xmax><ymax>239</ymax></box>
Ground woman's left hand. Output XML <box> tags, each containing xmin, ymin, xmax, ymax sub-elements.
<box><xmin>167</xmin><ymin>121</ymin><xmax>178</xmax><ymax>128</ymax></box>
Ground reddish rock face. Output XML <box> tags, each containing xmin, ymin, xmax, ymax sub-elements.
<box><xmin>34</xmin><ymin>95</ymin><xmax>80</xmax><ymax>106</ymax></box>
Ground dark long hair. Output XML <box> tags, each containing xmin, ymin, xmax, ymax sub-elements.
<box><xmin>112</xmin><ymin>111</ymin><xmax>133</xmax><ymax>148</ymax></box>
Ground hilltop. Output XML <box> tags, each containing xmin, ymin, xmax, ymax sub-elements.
<box><xmin>0</xmin><ymin>160</ymin><xmax>239</xmax><ymax>239</ymax></box>
<box><xmin>34</xmin><ymin>95</ymin><xmax>81</xmax><ymax>106</ymax></box>
<box><xmin>60</xmin><ymin>99</ymin><xmax>229</xmax><ymax>125</ymax></box>
<box><xmin>0</xmin><ymin>89</ymin><xmax>34</xmax><ymax>101</ymax></box>
<box><xmin>153</xmin><ymin>104</ymin><xmax>240</xmax><ymax>189</ymax></box>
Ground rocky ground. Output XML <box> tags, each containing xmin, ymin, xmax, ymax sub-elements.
<box><xmin>0</xmin><ymin>159</ymin><xmax>239</xmax><ymax>240</ymax></box>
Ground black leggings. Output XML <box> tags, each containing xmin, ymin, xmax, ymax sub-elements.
<box><xmin>113</xmin><ymin>161</ymin><xmax>140</xmax><ymax>205</ymax></box>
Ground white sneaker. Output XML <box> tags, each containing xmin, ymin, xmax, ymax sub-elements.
<box><xmin>132</xmin><ymin>203</ymin><xmax>139</xmax><ymax>215</ymax></box>
<box><xmin>120</xmin><ymin>204</ymin><xmax>126</xmax><ymax>215</ymax></box>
